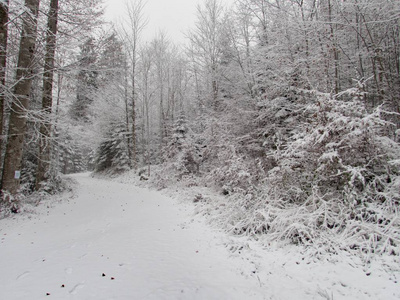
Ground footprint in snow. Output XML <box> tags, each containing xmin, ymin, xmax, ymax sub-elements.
<box><xmin>16</xmin><ymin>271</ymin><xmax>30</xmax><ymax>280</ymax></box>
<box><xmin>69</xmin><ymin>283</ymin><xmax>85</xmax><ymax>295</ymax></box>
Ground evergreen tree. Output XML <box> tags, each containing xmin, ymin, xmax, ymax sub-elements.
<box><xmin>92</xmin><ymin>32</ymin><xmax>131</xmax><ymax>174</ymax></box>
<box><xmin>70</xmin><ymin>38</ymin><xmax>98</xmax><ymax>122</ymax></box>
<box><xmin>163</xmin><ymin>110</ymin><xmax>200</xmax><ymax>178</ymax></box>
<box><xmin>94</xmin><ymin>123</ymin><xmax>130</xmax><ymax>174</ymax></box>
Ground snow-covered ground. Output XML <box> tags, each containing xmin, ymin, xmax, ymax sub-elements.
<box><xmin>0</xmin><ymin>173</ymin><xmax>399</xmax><ymax>299</ymax></box>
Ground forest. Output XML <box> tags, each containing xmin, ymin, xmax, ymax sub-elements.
<box><xmin>0</xmin><ymin>0</ymin><xmax>399</xmax><ymax>261</ymax></box>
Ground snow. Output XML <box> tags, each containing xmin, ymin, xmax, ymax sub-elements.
<box><xmin>1</xmin><ymin>172</ymin><xmax>399</xmax><ymax>299</ymax></box>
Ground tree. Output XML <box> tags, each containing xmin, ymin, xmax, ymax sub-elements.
<box><xmin>36</xmin><ymin>0</ymin><xmax>59</xmax><ymax>190</ymax></box>
<box><xmin>187</xmin><ymin>0</ymin><xmax>226</xmax><ymax>108</ymax></box>
<box><xmin>119</xmin><ymin>0</ymin><xmax>147</xmax><ymax>169</ymax></box>
<box><xmin>0</xmin><ymin>0</ymin><xmax>8</xmax><ymax>163</ymax></box>
<box><xmin>164</xmin><ymin>110</ymin><xmax>199</xmax><ymax>176</ymax></box>
<box><xmin>70</xmin><ymin>38</ymin><xmax>98</xmax><ymax>122</ymax></box>
<box><xmin>1</xmin><ymin>0</ymin><xmax>40</xmax><ymax>200</ymax></box>
<box><xmin>151</xmin><ymin>32</ymin><xmax>173</xmax><ymax>152</ymax></box>
<box><xmin>137</xmin><ymin>43</ymin><xmax>155</xmax><ymax>175</ymax></box>
<box><xmin>93</xmin><ymin>32</ymin><xmax>131</xmax><ymax>174</ymax></box>
<box><xmin>94</xmin><ymin>123</ymin><xmax>130</xmax><ymax>174</ymax></box>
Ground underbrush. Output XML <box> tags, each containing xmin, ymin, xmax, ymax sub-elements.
<box><xmin>194</xmin><ymin>189</ymin><xmax>399</xmax><ymax>267</ymax></box>
<box><xmin>191</xmin><ymin>90</ymin><xmax>400</xmax><ymax>269</ymax></box>
<box><xmin>0</xmin><ymin>174</ymin><xmax>76</xmax><ymax>219</ymax></box>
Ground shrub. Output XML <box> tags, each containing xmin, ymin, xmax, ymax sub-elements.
<box><xmin>207</xmin><ymin>86</ymin><xmax>400</xmax><ymax>259</ymax></box>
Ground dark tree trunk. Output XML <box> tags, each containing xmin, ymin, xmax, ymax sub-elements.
<box><xmin>1</xmin><ymin>0</ymin><xmax>40</xmax><ymax>199</ymax></box>
<box><xmin>0</xmin><ymin>0</ymin><xmax>9</xmax><ymax>174</ymax></box>
<box><xmin>36</xmin><ymin>0</ymin><xmax>59</xmax><ymax>190</ymax></box>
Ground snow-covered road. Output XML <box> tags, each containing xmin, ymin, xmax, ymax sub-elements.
<box><xmin>0</xmin><ymin>173</ymin><xmax>266</xmax><ymax>299</ymax></box>
<box><xmin>1</xmin><ymin>173</ymin><xmax>399</xmax><ymax>300</ymax></box>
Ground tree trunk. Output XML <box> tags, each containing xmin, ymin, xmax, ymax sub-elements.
<box><xmin>52</xmin><ymin>70</ymin><xmax>63</xmax><ymax>173</ymax></box>
<box><xmin>0</xmin><ymin>0</ymin><xmax>9</xmax><ymax>175</ymax></box>
<box><xmin>124</xmin><ymin>0</ymin><xmax>147</xmax><ymax>170</ymax></box>
<box><xmin>131</xmin><ymin>56</ymin><xmax>137</xmax><ymax>169</ymax></box>
<box><xmin>124</xmin><ymin>57</ymin><xmax>132</xmax><ymax>167</ymax></box>
<box><xmin>1</xmin><ymin>0</ymin><xmax>40</xmax><ymax>198</ymax></box>
<box><xmin>36</xmin><ymin>0</ymin><xmax>59</xmax><ymax>190</ymax></box>
<box><xmin>328</xmin><ymin>0</ymin><xmax>340</xmax><ymax>94</ymax></box>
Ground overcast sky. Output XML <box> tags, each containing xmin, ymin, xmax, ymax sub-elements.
<box><xmin>104</xmin><ymin>0</ymin><xmax>231</xmax><ymax>43</ymax></box>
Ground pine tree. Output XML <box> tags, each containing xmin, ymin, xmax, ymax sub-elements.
<box><xmin>164</xmin><ymin>110</ymin><xmax>199</xmax><ymax>177</ymax></box>
<box><xmin>94</xmin><ymin>123</ymin><xmax>130</xmax><ymax>174</ymax></box>
<box><xmin>70</xmin><ymin>38</ymin><xmax>98</xmax><ymax>122</ymax></box>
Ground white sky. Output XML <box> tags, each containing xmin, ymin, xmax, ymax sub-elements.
<box><xmin>103</xmin><ymin>0</ymin><xmax>231</xmax><ymax>43</ymax></box>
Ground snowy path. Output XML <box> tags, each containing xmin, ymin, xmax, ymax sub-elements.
<box><xmin>1</xmin><ymin>173</ymin><xmax>399</xmax><ymax>300</ymax></box>
<box><xmin>0</xmin><ymin>173</ymin><xmax>266</xmax><ymax>300</ymax></box>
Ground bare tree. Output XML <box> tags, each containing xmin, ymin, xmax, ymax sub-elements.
<box><xmin>187</xmin><ymin>0</ymin><xmax>225</xmax><ymax>107</ymax></box>
<box><xmin>138</xmin><ymin>44</ymin><xmax>154</xmax><ymax>176</ymax></box>
<box><xmin>1</xmin><ymin>0</ymin><xmax>40</xmax><ymax>199</ymax></box>
<box><xmin>119</xmin><ymin>0</ymin><xmax>147</xmax><ymax>170</ymax></box>
<box><xmin>151</xmin><ymin>31</ymin><xmax>171</xmax><ymax>151</ymax></box>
